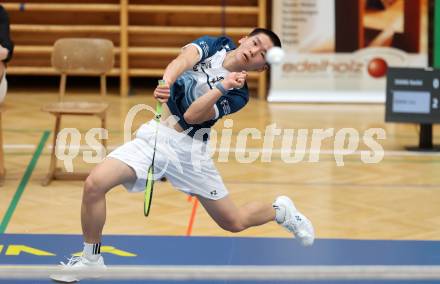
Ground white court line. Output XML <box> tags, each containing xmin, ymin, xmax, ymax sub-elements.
<box><xmin>220</xmin><ymin>148</ymin><xmax>440</xmax><ymax>157</ymax></box>
<box><xmin>1</xmin><ymin>265</ymin><xmax>440</xmax><ymax>280</ymax></box>
<box><xmin>3</xmin><ymin>144</ymin><xmax>440</xmax><ymax>157</ymax></box>
<box><xmin>4</xmin><ymin>144</ymin><xmax>36</xmax><ymax>149</ymax></box>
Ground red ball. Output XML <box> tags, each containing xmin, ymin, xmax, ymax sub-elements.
<box><xmin>367</xmin><ymin>58</ymin><xmax>388</xmax><ymax>78</ymax></box>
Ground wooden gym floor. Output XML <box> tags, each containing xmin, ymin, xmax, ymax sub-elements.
<box><xmin>0</xmin><ymin>85</ymin><xmax>439</xmax><ymax>241</ymax></box>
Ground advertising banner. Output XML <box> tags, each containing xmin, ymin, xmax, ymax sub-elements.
<box><xmin>269</xmin><ymin>0</ymin><xmax>428</xmax><ymax>103</ymax></box>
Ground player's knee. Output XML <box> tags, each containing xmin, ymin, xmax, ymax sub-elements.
<box><xmin>218</xmin><ymin>219</ymin><xmax>245</xmax><ymax>233</ymax></box>
<box><xmin>83</xmin><ymin>175</ymin><xmax>105</xmax><ymax>203</ymax></box>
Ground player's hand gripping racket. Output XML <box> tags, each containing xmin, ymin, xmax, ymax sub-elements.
<box><xmin>144</xmin><ymin>79</ymin><xmax>166</xmax><ymax>217</ymax></box>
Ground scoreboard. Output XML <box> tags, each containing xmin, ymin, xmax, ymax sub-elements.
<box><xmin>386</xmin><ymin>67</ymin><xmax>440</xmax><ymax>123</ymax></box>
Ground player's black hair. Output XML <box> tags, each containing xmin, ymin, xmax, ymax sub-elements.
<box><xmin>248</xmin><ymin>28</ymin><xmax>282</xmax><ymax>48</ymax></box>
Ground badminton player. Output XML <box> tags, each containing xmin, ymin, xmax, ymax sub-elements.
<box><xmin>51</xmin><ymin>28</ymin><xmax>314</xmax><ymax>283</ymax></box>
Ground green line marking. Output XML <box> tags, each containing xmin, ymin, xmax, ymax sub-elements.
<box><xmin>0</xmin><ymin>131</ymin><xmax>51</xmax><ymax>234</ymax></box>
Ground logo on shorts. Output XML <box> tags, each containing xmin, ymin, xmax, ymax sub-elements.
<box><xmin>210</xmin><ymin>190</ymin><xmax>217</xmax><ymax>196</ymax></box>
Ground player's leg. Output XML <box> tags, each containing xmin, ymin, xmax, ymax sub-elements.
<box><xmin>198</xmin><ymin>194</ymin><xmax>315</xmax><ymax>246</ymax></box>
<box><xmin>163</xmin><ymin>133</ymin><xmax>315</xmax><ymax>246</ymax></box>
<box><xmin>197</xmin><ymin>195</ymin><xmax>275</xmax><ymax>232</ymax></box>
<box><xmin>50</xmin><ymin>158</ymin><xmax>136</xmax><ymax>283</ymax></box>
<box><xmin>52</xmin><ymin>131</ymin><xmax>157</xmax><ymax>282</ymax></box>
<box><xmin>82</xmin><ymin>158</ymin><xmax>137</xmax><ymax>243</ymax></box>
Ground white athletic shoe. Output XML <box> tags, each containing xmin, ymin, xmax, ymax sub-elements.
<box><xmin>273</xmin><ymin>196</ymin><xmax>315</xmax><ymax>246</ymax></box>
<box><xmin>50</xmin><ymin>255</ymin><xmax>106</xmax><ymax>283</ymax></box>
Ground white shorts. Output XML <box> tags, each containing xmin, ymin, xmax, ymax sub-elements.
<box><xmin>107</xmin><ymin>120</ymin><xmax>228</xmax><ymax>200</ymax></box>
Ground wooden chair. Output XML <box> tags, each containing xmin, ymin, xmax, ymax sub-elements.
<box><xmin>41</xmin><ymin>38</ymin><xmax>114</xmax><ymax>186</ymax></box>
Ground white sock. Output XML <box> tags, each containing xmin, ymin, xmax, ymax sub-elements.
<box><xmin>273</xmin><ymin>204</ymin><xmax>286</xmax><ymax>224</ymax></box>
<box><xmin>82</xmin><ymin>242</ymin><xmax>101</xmax><ymax>262</ymax></box>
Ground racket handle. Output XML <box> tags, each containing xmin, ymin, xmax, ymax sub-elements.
<box><xmin>155</xmin><ymin>102</ymin><xmax>162</xmax><ymax>121</ymax></box>
<box><xmin>155</xmin><ymin>79</ymin><xmax>166</xmax><ymax>120</ymax></box>
<box><xmin>158</xmin><ymin>79</ymin><xmax>166</xmax><ymax>87</ymax></box>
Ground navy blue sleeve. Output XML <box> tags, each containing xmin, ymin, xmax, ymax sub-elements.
<box><xmin>214</xmin><ymin>84</ymin><xmax>249</xmax><ymax>119</ymax></box>
<box><xmin>0</xmin><ymin>6</ymin><xmax>13</xmax><ymax>63</ymax></box>
<box><xmin>191</xmin><ymin>36</ymin><xmax>236</xmax><ymax>63</ymax></box>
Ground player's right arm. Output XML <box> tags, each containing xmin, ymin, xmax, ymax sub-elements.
<box><xmin>153</xmin><ymin>45</ymin><xmax>200</xmax><ymax>103</ymax></box>
<box><xmin>162</xmin><ymin>45</ymin><xmax>200</xmax><ymax>86</ymax></box>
